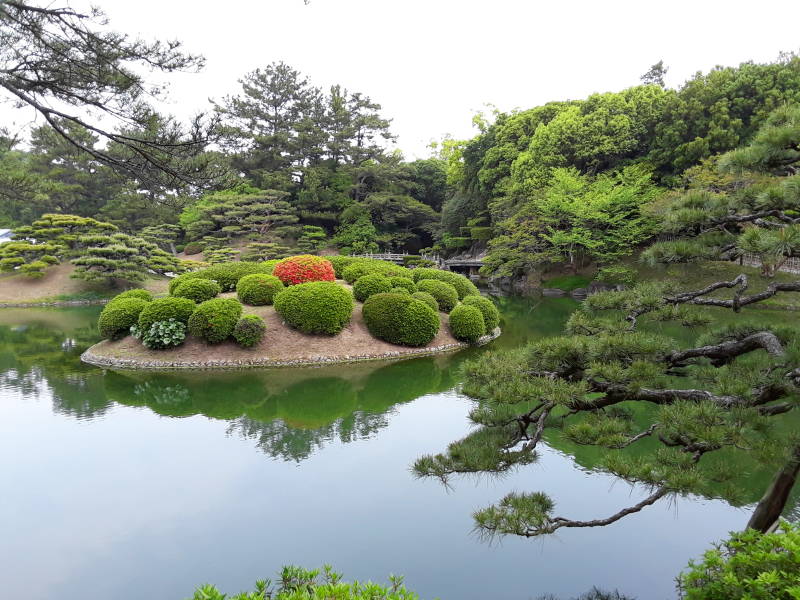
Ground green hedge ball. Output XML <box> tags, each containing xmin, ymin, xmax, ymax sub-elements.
<box><xmin>187</xmin><ymin>298</ymin><xmax>243</xmax><ymax>344</ymax></box>
<box><xmin>274</xmin><ymin>281</ymin><xmax>354</xmax><ymax>335</ymax></box>
<box><xmin>353</xmin><ymin>273</ymin><xmax>392</xmax><ymax>302</ymax></box>
<box><xmin>138</xmin><ymin>297</ymin><xmax>196</xmax><ymax>331</ymax></box>
<box><xmin>461</xmin><ymin>295</ymin><xmax>500</xmax><ymax>331</ymax></box>
<box><xmin>362</xmin><ymin>293</ymin><xmax>440</xmax><ymax>347</ymax></box>
<box><xmin>236</xmin><ymin>273</ymin><xmax>285</xmax><ymax>305</ymax></box>
<box><xmin>111</xmin><ymin>289</ymin><xmax>153</xmax><ymax>302</ymax></box>
<box><xmin>411</xmin><ymin>291</ymin><xmax>439</xmax><ymax>312</ymax></box>
<box><xmin>448</xmin><ymin>304</ymin><xmax>486</xmax><ymax>343</ymax></box>
<box><xmin>388</xmin><ymin>276</ymin><xmax>416</xmax><ymax>293</ymax></box>
<box><xmin>416</xmin><ymin>279</ymin><xmax>459</xmax><ymax>313</ymax></box>
<box><xmin>172</xmin><ymin>278</ymin><xmax>222</xmax><ymax>303</ymax></box>
<box><xmin>232</xmin><ymin>314</ymin><xmax>267</xmax><ymax>348</ymax></box>
<box><xmin>98</xmin><ymin>298</ymin><xmax>148</xmax><ymax>339</ymax></box>
<box><xmin>411</xmin><ymin>268</ymin><xmax>479</xmax><ymax>299</ymax></box>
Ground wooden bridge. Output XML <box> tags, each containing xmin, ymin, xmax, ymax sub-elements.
<box><xmin>351</xmin><ymin>252</ymin><xmax>444</xmax><ymax>265</ymax></box>
<box><xmin>351</xmin><ymin>252</ymin><xmax>486</xmax><ymax>277</ymax></box>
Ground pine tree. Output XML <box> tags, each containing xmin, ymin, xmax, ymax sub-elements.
<box><xmin>72</xmin><ymin>233</ymin><xmax>180</xmax><ymax>285</ymax></box>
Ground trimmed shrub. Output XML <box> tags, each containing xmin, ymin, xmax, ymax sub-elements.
<box><xmin>341</xmin><ymin>260</ymin><xmax>412</xmax><ymax>284</ymax></box>
<box><xmin>183</xmin><ymin>241</ymin><xmax>204</xmax><ymax>255</ymax></box>
<box><xmin>411</xmin><ymin>291</ymin><xmax>439</xmax><ymax>312</ymax></box>
<box><xmin>272</xmin><ymin>254</ymin><xmax>335</xmax><ymax>285</ymax></box>
<box><xmin>390</xmin><ymin>287</ymin><xmax>411</xmax><ymax>295</ymax></box>
<box><xmin>412</xmin><ymin>268</ymin><xmax>479</xmax><ymax>299</ymax></box>
<box><xmin>112</xmin><ymin>289</ymin><xmax>153</xmax><ymax>302</ymax></box>
<box><xmin>416</xmin><ymin>279</ymin><xmax>459</xmax><ymax>312</ymax></box>
<box><xmin>274</xmin><ymin>281</ymin><xmax>353</xmax><ymax>335</ymax></box>
<box><xmin>448</xmin><ymin>304</ymin><xmax>486</xmax><ymax>343</ymax></box>
<box><xmin>168</xmin><ymin>262</ymin><xmax>276</xmax><ymax>294</ymax></box>
<box><xmin>327</xmin><ymin>255</ymin><xmax>360</xmax><ymax>278</ymax></box>
<box><xmin>262</xmin><ymin>259</ymin><xmax>281</xmax><ymax>274</ymax></box>
<box><xmin>353</xmin><ymin>273</ymin><xmax>392</xmax><ymax>302</ymax></box>
<box><xmin>138</xmin><ymin>297</ymin><xmax>196</xmax><ymax>331</ymax></box>
<box><xmin>462</xmin><ymin>295</ymin><xmax>500</xmax><ymax>331</ymax></box>
<box><xmin>362</xmin><ymin>293</ymin><xmax>440</xmax><ymax>347</ymax></box>
<box><xmin>236</xmin><ymin>273</ymin><xmax>284</xmax><ymax>305</ymax></box>
<box><xmin>187</xmin><ymin>298</ymin><xmax>243</xmax><ymax>344</ymax></box>
<box><xmin>388</xmin><ymin>277</ymin><xmax>416</xmax><ymax>293</ymax></box>
<box><xmin>233</xmin><ymin>314</ymin><xmax>267</xmax><ymax>348</ymax></box>
<box><xmin>98</xmin><ymin>298</ymin><xmax>148</xmax><ymax>339</ymax></box>
<box><xmin>133</xmin><ymin>319</ymin><xmax>187</xmax><ymax>350</ymax></box>
<box><xmin>172</xmin><ymin>278</ymin><xmax>221</xmax><ymax>303</ymax></box>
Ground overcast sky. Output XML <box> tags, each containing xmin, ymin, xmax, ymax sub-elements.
<box><xmin>5</xmin><ymin>0</ymin><xmax>800</xmax><ymax>158</ymax></box>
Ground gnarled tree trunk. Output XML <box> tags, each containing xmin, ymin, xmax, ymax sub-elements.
<box><xmin>747</xmin><ymin>443</ymin><xmax>800</xmax><ymax>532</ymax></box>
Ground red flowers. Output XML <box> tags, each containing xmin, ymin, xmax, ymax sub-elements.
<box><xmin>273</xmin><ymin>255</ymin><xmax>335</xmax><ymax>285</ymax></box>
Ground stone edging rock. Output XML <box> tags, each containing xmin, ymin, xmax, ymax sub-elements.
<box><xmin>0</xmin><ymin>298</ymin><xmax>110</xmax><ymax>308</ymax></box>
<box><xmin>80</xmin><ymin>327</ymin><xmax>502</xmax><ymax>371</ymax></box>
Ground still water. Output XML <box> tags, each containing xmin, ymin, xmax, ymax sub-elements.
<box><xmin>0</xmin><ymin>298</ymin><xmax>787</xmax><ymax>600</ymax></box>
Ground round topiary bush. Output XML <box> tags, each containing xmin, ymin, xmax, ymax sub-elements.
<box><xmin>232</xmin><ymin>314</ymin><xmax>267</xmax><ymax>348</ymax></box>
<box><xmin>327</xmin><ymin>255</ymin><xmax>360</xmax><ymax>278</ymax></box>
<box><xmin>390</xmin><ymin>287</ymin><xmax>411</xmax><ymax>295</ymax></box>
<box><xmin>412</xmin><ymin>268</ymin><xmax>479</xmax><ymax>299</ymax></box>
<box><xmin>388</xmin><ymin>276</ymin><xmax>416</xmax><ymax>293</ymax></box>
<box><xmin>274</xmin><ymin>281</ymin><xmax>353</xmax><ymax>335</ymax></box>
<box><xmin>353</xmin><ymin>273</ymin><xmax>392</xmax><ymax>302</ymax></box>
<box><xmin>183</xmin><ymin>241</ymin><xmax>204</xmax><ymax>255</ymax></box>
<box><xmin>168</xmin><ymin>262</ymin><xmax>275</xmax><ymax>294</ymax></box>
<box><xmin>112</xmin><ymin>289</ymin><xmax>153</xmax><ymax>302</ymax></box>
<box><xmin>187</xmin><ymin>298</ymin><xmax>243</xmax><ymax>344</ymax></box>
<box><xmin>416</xmin><ymin>279</ymin><xmax>459</xmax><ymax>312</ymax></box>
<box><xmin>98</xmin><ymin>298</ymin><xmax>148</xmax><ymax>339</ymax></box>
<box><xmin>272</xmin><ymin>255</ymin><xmax>335</xmax><ymax>285</ymax></box>
<box><xmin>236</xmin><ymin>273</ymin><xmax>285</xmax><ymax>305</ymax></box>
<box><xmin>138</xmin><ymin>296</ymin><xmax>196</xmax><ymax>331</ymax></box>
<box><xmin>461</xmin><ymin>295</ymin><xmax>500</xmax><ymax>331</ymax></box>
<box><xmin>411</xmin><ymin>291</ymin><xmax>439</xmax><ymax>312</ymax></box>
<box><xmin>173</xmin><ymin>278</ymin><xmax>222</xmax><ymax>303</ymax></box>
<box><xmin>341</xmin><ymin>260</ymin><xmax>412</xmax><ymax>284</ymax></box>
<box><xmin>448</xmin><ymin>304</ymin><xmax>486</xmax><ymax>343</ymax></box>
<box><xmin>362</xmin><ymin>293</ymin><xmax>440</xmax><ymax>347</ymax></box>
<box><xmin>262</xmin><ymin>259</ymin><xmax>281</xmax><ymax>274</ymax></box>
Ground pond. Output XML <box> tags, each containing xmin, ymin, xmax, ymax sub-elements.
<box><xmin>0</xmin><ymin>298</ymin><xmax>794</xmax><ymax>600</ymax></box>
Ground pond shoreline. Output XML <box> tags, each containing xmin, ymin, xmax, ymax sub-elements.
<box><xmin>0</xmin><ymin>298</ymin><xmax>111</xmax><ymax>308</ymax></box>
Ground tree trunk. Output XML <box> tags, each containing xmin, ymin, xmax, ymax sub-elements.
<box><xmin>746</xmin><ymin>443</ymin><xmax>800</xmax><ymax>532</ymax></box>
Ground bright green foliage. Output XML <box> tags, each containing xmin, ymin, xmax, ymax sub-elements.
<box><xmin>677</xmin><ymin>522</ymin><xmax>800</xmax><ymax>599</ymax></box>
<box><xmin>327</xmin><ymin>256</ymin><xmax>360</xmax><ymax>278</ymax></box>
<box><xmin>138</xmin><ymin>297</ymin><xmax>196</xmax><ymax>331</ymax></box>
<box><xmin>132</xmin><ymin>319</ymin><xmax>187</xmax><ymax>350</ymax></box>
<box><xmin>274</xmin><ymin>282</ymin><xmax>353</xmax><ymax>335</ymax></box>
<box><xmin>341</xmin><ymin>260</ymin><xmax>411</xmax><ymax>284</ymax></box>
<box><xmin>97</xmin><ymin>298</ymin><xmax>148</xmax><ymax>339</ymax></box>
<box><xmin>297</xmin><ymin>225</ymin><xmax>328</xmax><ymax>253</ymax></box>
<box><xmin>410</xmin><ymin>268</ymin><xmax>479</xmax><ymax>299</ymax></box>
<box><xmin>0</xmin><ymin>241</ymin><xmax>59</xmax><ymax>277</ymax></box>
<box><xmin>12</xmin><ymin>213</ymin><xmax>117</xmax><ymax>255</ymax></box>
<box><xmin>595</xmin><ymin>265</ymin><xmax>637</xmax><ymax>286</ymax></box>
<box><xmin>112</xmin><ymin>289</ymin><xmax>153</xmax><ymax>302</ymax></box>
<box><xmin>448</xmin><ymin>304</ymin><xmax>486</xmax><ymax>343</ymax></box>
<box><xmin>71</xmin><ymin>232</ymin><xmax>180</xmax><ymax>284</ymax></box>
<box><xmin>353</xmin><ymin>273</ymin><xmax>392</xmax><ymax>302</ymax></box>
<box><xmin>204</xmin><ymin>247</ymin><xmax>240</xmax><ymax>264</ymax></box>
<box><xmin>461</xmin><ymin>295</ymin><xmax>500</xmax><ymax>331</ymax></box>
<box><xmin>388</xmin><ymin>277</ymin><xmax>416</xmax><ymax>293</ymax></box>
<box><xmin>236</xmin><ymin>273</ymin><xmax>284</xmax><ymax>305</ymax></box>
<box><xmin>169</xmin><ymin>262</ymin><xmax>275</xmax><ymax>293</ymax></box>
<box><xmin>232</xmin><ymin>315</ymin><xmax>267</xmax><ymax>348</ymax></box>
<box><xmin>333</xmin><ymin>214</ymin><xmax>379</xmax><ymax>255</ymax></box>
<box><xmin>173</xmin><ymin>279</ymin><xmax>222</xmax><ymax>303</ymax></box>
<box><xmin>415</xmin><ymin>280</ymin><xmax>459</xmax><ymax>313</ymax></box>
<box><xmin>187</xmin><ymin>298</ymin><xmax>243</xmax><ymax>344</ymax></box>
<box><xmin>362</xmin><ymin>293</ymin><xmax>440</xmax><ymax>347</ymax></box>
<box><xmin>411</xmin><ymin>291</ymin><xmax>439</xmax><ymax>312</ymax></box>
<box><xmin>242</xmin><ymin>242</ymin><xmax>292</xmax><ymax>261</ymax></box>
<box><xmin>390</xmin><ymin>287</ymin><xmax>411</xmax><ymax>295</ymax></box>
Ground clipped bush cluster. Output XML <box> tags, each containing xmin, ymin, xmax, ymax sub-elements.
<box><xmin>448</xmin><ymin>304</ymin><xmax>486</xmax><ymax>343</ymax></box>
<box><xmin>236</xmin><ymin>273</ymin><xmax>285</xmax><ymax>305</ymax></box>
<box><xmin>390</xmin><ymin>287</ymin><xmax>411</xmax><ymax>295</ymax></box>
<box><xmin>113</xmin><ymin>289</ymin><xmax>153</xmax><ymax>302</ymax></box>
<box><xmin>98</xmin><ymin>297</ymin><xmax>149</xmax><ymax>339</ymax></box>
<box><xmin>172</xmin><ymin>278</ymin><xmax>221</xmax><ymax>303</ymax></box>
<box><xmin>416</xmin><ymin>279</ymin><xmax>459</xmax><ymax>312</ymax></box>
<box><xmin>138</xmin><ymin>296</ymin><xmax>196</xmax><ymax>331</ymax></box>
<box><xmin>132</xmin><ymin>319</ymin><xmax>187</xmax><ymax>350</ymax></box>
<box><xmin>232</xmin><ymin>314</ymin><xmax>267</xmax><ymax>348</ymax></box>
<box><xmin>411</xmin><ymin>291</ymin><xmax>439</xmax><ymax>312</ymax></box>
<box><xmin>412</xmin><ymin>268</ymin><xmax>479</xmax><ymax>299</ymax></box>
<box><xmin>182</xmin><ymin>241</ymin><xmax>204</xmax><ymax>256</ymax></box>
<box><xmin>362</xmin><ymin>293</ymin><xmax>440</xmax><ymax>347</ymax></box>
<box><xmin>388</xmin><ymin>277</ymin><xmax>416</xmax><ymax>293</ymax></box>
<box><xmin>327</xmin><ymin>255</ymin><xmax>360</xmax><ymax>278</ymax></box>
<box><xmin>341</xmin><ymin>260</ymin><xmax>412</xmax><ymax>284</ymax></box>
<box><xmin>168</xmin><ymin>261</ymin><xmax>274</xmax><ymax>293</ymax></box>
<box><xmin>187</xmin><ymin>298</ymin><xmax>243</xmax><ymax>344</ymax></box>
<box><xmin>272</xmin><ymin>255</ymin><xmax>335</xmax><ymax>285</ymax></box>
<box><xmin>353</xmin><ymin>273</ymin><xmax>392</xmax><ymax>302</ymax></box>
<box><xmin>462</xmin><ymin>295</ymin><xmax>500</xmax><ymax>331</ymax></box>
<box><xmin>274</xmin><ymin>281</ymin><xmax>353</xmax><ymax>335</ymax></box>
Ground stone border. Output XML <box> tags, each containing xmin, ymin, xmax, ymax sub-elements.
<box><xmin>0</xmin><ymin>298</ymin><xmax>110</xmax><ymax>308</ymax></box>
<box><xmin>80</xmin><ymin>328</ymin><xmax>502</xmax><ymax>371</ymax></box>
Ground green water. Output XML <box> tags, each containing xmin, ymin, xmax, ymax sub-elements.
<box><xmin>0</xmin><ymin>298</ymin><xmax>793</xmax><ymax>599</ymax></box>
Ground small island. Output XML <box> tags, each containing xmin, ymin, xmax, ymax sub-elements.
<box><xmin>81</xmin><ymin>255</ymin><xmax>501</xmax><ymax>370</ymax></box>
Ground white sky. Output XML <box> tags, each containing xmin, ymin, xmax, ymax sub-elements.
<box><xmin>4</xmin><ymin>0</ymin><xmax>800</xmax><ymax>158</ymax></box>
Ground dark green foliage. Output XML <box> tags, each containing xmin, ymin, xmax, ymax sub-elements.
<box><xmin>448</xmin><ymin>304</ymin><xmax>486</xmax><ymax>343</ymax></box>
<box><xmin>595</xmin><ymin>265</ymin><xmax>637</xmax><ymax>286</ymax></box>
<box><xmin>232</xmin><ymin>314</ymin><xmax>267</xmax><ymax>348</ymax></box>
<box><xmin>462</xmin><ymin>295</ymin><xmax>500</xmax><ymax>331</ymax></box>
<box><xmin>388</xmin><ymin>276</ymin><xmax>416</xmax><ymax>293</ymax></box>
<box><xmin>138</xmin><ymin>297</ymin><xmax>195</xmax><ymax>331</ymax></box>
<box><xmin>187</xmin><ymin>298</ymin><xmax>243</xmax><ymax>344</ymax></box>
<box><xmin>72</xmin><ymin>232</ymin><xmax>180</xmax><ymax>284</ymax></box>
<box><xmin>416</xmin><ymin>279</ymin><xmax>459</xmax><ymax>312</ymax></box>
<box><xmin>411</xmin><ymin>291</ymin><xmax>439</xmax><ymax>312</ymax></box>
<box><xmin>296</xmin><ymin>225</ymin><xmax>328</xmax><ymax>253</ymax></box>
<box><xmin>362</xmin><ymin>293</ymin><xmax>440</xmax><ymax>347</ymax></box>
<box><xmin>133</xmin><ymin>319</ymin><xmax>187</xmax><ymax>350</ymax></box>
<box><xmin>98</xmin><ymin>298</ymin><xmax>148</xmax><ymax>339</ymax></box>
<box><xmin>182</xmin><ymin>241</ymin><xmax>204</xmax><ymax>255</ymax></box>
<box><xmin>353</xmin><ymin>273</ymin><xmax>392</xmax><ymax>302</ymax></box>
<box><xmin>411</xmin><ymin>268</ymin><xmax>479</xmax><ymax>299</ymax></box>
<box><xmin>677</xmin><ymin>522</ymin><xmax>800</xmax><ymax>599</ymax></box>
<box><xmin>169</xmin><ymin>261</ymin><xmax>275</xmax><ymax>293</ymax></box>
<box><xmin>242</xmin><ymin>242</ymin><xmax>292</xmax><ymax>261</ymax></box>
<box><xmin>110</xmin><ymin>289</ymin><xmax>153</xmax><ymax>302</ymax></box>
<box><xmin>172</xmin><ymin>279</ymin><xmax>221</xmax><ymax>303</ymax></box>
<box><xmin>236</xmin><ymin>273</ymin><xmax>284</xmax><ymax>305</ymax></box>
<box><xmin>274</xmin><ymin>282</ymin><xmax>353</xmax><ymax>335</ymax></box>
<box><xmin>204</xmin><ymin>247</ymin><xmax>240</xmax><ymax>264</ymax></box>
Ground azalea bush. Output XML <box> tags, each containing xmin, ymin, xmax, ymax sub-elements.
<box><xmin>272</xmin><ymin>254</ymin><xmax>335</xmax><ymax>285</ymax></box>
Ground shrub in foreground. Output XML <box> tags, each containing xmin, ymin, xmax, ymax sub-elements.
<box><xmin>138</xmin><ymin>296</ymin><xmax>196</xmax><ymax>331</ymax></box>
<box><xmin>416</xmin><ymin>279</ymin><xmax>459</xmax><ymax>312</ymax></box>
<box><xmin>273</xmin><ymin>254</ymin><xmax>335</xmax><ymax>285</ymax></box>
<box><xmin>274</xmin><ymin>282</ymin><xmax>353</xmax><ymax>335</ymax></box>
<box><xmin>172</xmin><ymin>278</ymin><xmax>221</xmax><ymax>303</ymax></box>
<box><xmin>390</xmin><ymin>287</ymin><xmax>411</xmax><ymax>295</ymax></box>
<box><xmin>448</xmin><ymin>304</ymin><xmax>486</xmax><ymax>343</ymax></box>
<box><xmin>363</xmin><ymin>293</ymin><xmax>440</xmax><ymax>347</ymax></box>
<box><xmin>98</xmin><ymin>298</ymin><xmax>148</xmax><ymax>339</ymax></box>
<box><xmin>412</xmin><ymin>268</ymin><xmax>479</xmax><ymax>299</ymax></box>
<box><xmin>353</xmin><ymin>273</ymin><xmax>392</xmax><ymax>302</ymax></box>
<box><xmin>237</xmin><ymin>273</ymin><xmax>285</xmax><ymax>305</ymax></box>
<box><xmin>341</xmin><ymin>260</ymin><xmax>412</xmax><ymax>284</ymax></box>
<box><xmin>327</xmin><ymin>255</ymin><xmax>360</xmax><ymax>278</ymax></box>
<box><xmin>233</xmin><ymin>314</ymin><xmax>267</xmax><ymax>348</ymax></box>
<box><xmin>389</xmin><ymin>276</ymin><xmax>416</xmax><ymax>293</ymax></box>
<box><xmin>461</xmin><ymin>295</ymin><xmax>500</xmax><ymax>331</ymax></box>
<box><xmin>187</xmin><ymin>298</ymin><xmax>243</xmax><ymax>344</ymax></box>
<box><xmin>168</xmin><ymin>262</ymin><xmax>274</xmax><ymax>293</ymax></box>
<box><xmin>132</xmin><ymin>319</ymin><xmax>187</xmax><ymax>350</ymax></box>
<box><xmin>112</xmin><ymin>289</ymin><xmax>153</xmax><ymax>302</ymax></box>
<box><xmin>411</xmin><ymin>291</ymin><xmax>439</xmax><ymax>312</ymax></box>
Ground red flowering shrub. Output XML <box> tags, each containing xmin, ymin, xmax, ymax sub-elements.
<box><xmin>272</xmin><ymin>255</ymin><xmax>335</xmax><ymax>285</ymax></box>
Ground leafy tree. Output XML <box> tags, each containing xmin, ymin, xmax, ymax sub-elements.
<box><xmin>243</xmin><ymin>241</ymin><xmax>292</xmax><ymax>261</ymax></box>
<box><xmin>333</xmin><ymin>205</ymin><xmax>379</xmax><ymax>254</ymax></box>
<box><xmin>72</xmin><ymin>233</ymin><xmax>179</xmax><ymax>284</ymax></box>
<box><xmin>362</xmin><ymin>192</ymin><xmax>439</xmax><ymax>251</ymax></box>
<box><xmin>139</xmin><ymin>224</ymin><xmax>182</xmax><ymax>254</ymax></box>
<box><xmin>404</xmin><ymin>158</ymin><xmax>448</xmax><ymax>211</ymax></box>
<box><xmin>296</xmin><ymin>225</ymin><xmax>328</xmax><ymax>253</ymax></box>
<box><xmin>640</xmin><ymin>60</ymin><xmax>668</xmax><ymax>87</ymax></box>
<box><xmin>204</xmin><ymin>247</ymin><xmax>240</xmax><ymax>264</ymax></box>
<box><xmin>0</xmin><ymin>241</ymin><xmax>59</xmax><ymax>277</ymax></box>
<box><xmin>13</xmin><ymin>213</ymin><xmax>117</xmax><ymax>255</ymax></box>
